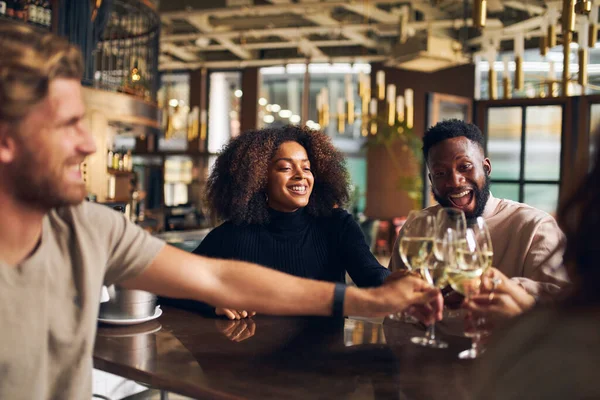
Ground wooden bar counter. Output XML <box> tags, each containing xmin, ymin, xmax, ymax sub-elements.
<box><xmin>94</xmin><ymin>306</ymin><xmax>475</xmax><ymax>399</ymax></box>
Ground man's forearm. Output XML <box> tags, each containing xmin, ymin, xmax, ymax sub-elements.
<box><xmin>123</xmin><ymin>245</ymin><xmax>386</xmax><ymax>317</ymax></box>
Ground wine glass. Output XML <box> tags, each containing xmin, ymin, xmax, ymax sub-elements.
<box><xmin>449</xmin><ymin>228</ymin><xmax>488</xmax><ymax>359</ymax></box>
<box><xmin>403</xmin><ymin>212</ymin><xmax>449</xmax><ymax>348</ymax></box>
<box><xmin>435</xmin><ymin>208</ymin><xmax>467</xmax><ymax>314</ymax></box>
<box><xmin>470</xmin><ymin>216</ymin><xmax>494</xmax><ymax>271</ymax></box>
<box><xmin>390</xmin><ymin>211</ymin><xmax>435</xmax><ymax>321</ymax></box>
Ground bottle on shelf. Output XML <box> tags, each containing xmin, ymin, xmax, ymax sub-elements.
<box><xmin>41</xmin><ymin>0</ymin><xmax>50</xmax><ymax>28</ymax></box>
<box><xmin>5</xmin><ymin>0</ymin><xmax>14</xmax><ymax>18</ymax></box>
<box><xmin>107</xmin><ymin>148</ymin><xmax>114</xmax><ymax>170</ymax></box>
<box><xmin>118</xmin><ymin>148</ymin><xmax>125</xmax><ymax>171</ymax></box>
<box><xmin>126</xmin><ymin>150</ymin><xmax>133</xmax><ymax>171</ymax></box>
<box><xmin>0</xmin><ymin>0</ymin><xmax>7</xmax><ymax>17</ymax></box>
<box><xmin>27</xmin><ymin>0</ymin><xmax>37</xmax><ymax>24</ymax></box>
<box><xmin>14</xmin><ymin>0</ymin><xmax>25</xmax><ymax>21</ymax></box>
<box><xmin>112</xmin><ymin>150</ymin><xmax>120</xmax><ymax>171</ymax></box>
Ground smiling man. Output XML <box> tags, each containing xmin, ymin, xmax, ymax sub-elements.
<box><xmin>389</xmin><ymin>119</ymin><xmax>569</xmax><ymax>301</ymax></box>
<box><xmin>0</xmin><ymin>24</ymin><xmax>443</xmax><ymax>399</ymax></box>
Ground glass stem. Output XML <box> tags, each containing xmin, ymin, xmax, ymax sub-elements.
<box><xmin>426</xmin><ymin>322</ymin><xmax>436</xmax><ymax>341</ymax></box>
<box><xmin>471</xmin><ymin>333</ymin><xmax>482</xmax><ymax>355</ymax></box>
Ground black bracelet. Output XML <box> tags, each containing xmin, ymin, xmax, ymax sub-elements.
<box><xmin>332</xmin><ymin>283</ymin><xmax>347</xmax><ymax>318</ymax></box>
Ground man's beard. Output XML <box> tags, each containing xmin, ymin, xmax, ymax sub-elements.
<box><xmin>6</xmin><ymin>146</ymin><xmax>86</xmax><ymax>210</ymax></box>
<box><xmin>432</xmin><ymin>175</ymin><xmax>491</xmax><ymax>222</ymax></box>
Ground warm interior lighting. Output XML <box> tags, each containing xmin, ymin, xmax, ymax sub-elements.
<box><xmin>376</xmin><ymin>70</ymin><xmax>385</xmax><ymax>100</ymax></box>
<box><xmin>473</xmin><ymin>0</ymin><xmax>487</xmax><ymax>29</ymax></box>
<box><xmin>488</xmin><ymin>68</ymin><xmax>497</xmax><ymax>99</ymax></box>
<box><xmin>502</xmin><ymin>56</ymin><xmax>512</xmax><ymax>99</ymax></box>
<box><xmin>579</xmin><ymin>18</ymin><xmax>589</xmax><ymax>88</ymax></box>
<box><xmin>386</xmin><ymin>84</ymin><xmax>396</xmax><ymax>126</ymax></box>
<box><xmin>337</xmin><ymin>98</ymin><xmax>345</xmax><ymax>133</ymax></box>
<box><xmin>548</xmin><ymin>24</ymin><xmax>557</xmax><ymax>48</ymax></box>
<box><xmin>396</xmin><ymin>95</ymin><xmax>404</xmax><ymax>122</ymax></box>
<box><xmin>575</xmin><ymin>0</ymin><xmax>593</xmax><ymax>15</ymax></box>
<box><xmin>131</xmin><ymin>67</ymin><xmax>141</xmax><ymax>82</ymax></box>
<box><xmin>346</xmin><ymin>75</ymin><xmax>355</xmax><ymax>125</ymax></box>
<box><xmin>369</xmin><ymin>98</ymin><xmax>378</xmax><ymax>135</ymax></box>
<box><xmin>404</xmin><ymin>88</ymin><xmax>414</xmax><ymax>129</ymax></box>
<box><xmin>514</xmin><ymin>34</ymin><xmax>524</xmax><ymax>91</ymax></box>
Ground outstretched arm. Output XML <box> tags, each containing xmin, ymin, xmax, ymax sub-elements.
<box><xmin>121</xmin><ymin>245</ymin><xmax>442</xmax><ymax>320</ymax></box>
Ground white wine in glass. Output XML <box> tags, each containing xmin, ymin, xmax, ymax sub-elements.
<box><xmin>399</xmin><ymin>236</ymin><xmax>433</xmax><ymax>270</ymax></box>
<box><xmin>471</xmin><ymin>216</ymin><xmax>494</xmax><ymax>270</ymax></box>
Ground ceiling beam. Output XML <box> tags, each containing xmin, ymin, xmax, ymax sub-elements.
<box><xmin>161</xmin><ymin>19</ymin><xmax>502</xmax><ymax>43</ymax></box>
<box><xmin>159</xmin><ymin>55</ymin><xmax>388</xmax><ymax>71</ymax></box>
<box><xmin>186</xmin><ymin>15</ymin><xmax>252</xmax><ymax>60</ymax></box>
<box><xmin>467</xmin><ymin>16</ymin><xmax>548</xmax><ymax>46</ymax></box>
<box><xmin>161</xmin><ymin>43</ymin><xmax>198</xmax><ymax>62</ymax></box>
<box><xmin>161</xmin><ymin>1</ymin><xmax>418</xmax><ymax>20</ymax></box>
<box><xmin>302</xmin><ymin>12</ymin><xmax>380</xmax><ymax>49</ymax></box>
<box><xmin>182</xmin><ymin>39</ymin><xmax>359</xmax><ymax>52</ymax></box>
<box><xmin>342</xmin><ymin>3</ymin><xmax>398</xmax><ymax>24</ymax></box>
<box><xmin>504</xmin><ymin>1</ymin><xmax>547</xmax><ymax>15</ymax></box>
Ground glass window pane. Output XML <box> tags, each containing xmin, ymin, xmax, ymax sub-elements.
<box><xmin>524</xmin><ymin>184</ymin><xmax>559</xmax><ymax>215</ymax></box>
<box><xmin>208</xmin><ymin>72</ymin><xmax>242</xmax><ymax>153</ymax></box>
<box><xmin>490</xmin><ymin>182</ymin><xmax>519</xmax><ymax>202</ymax></box>
<box><xmin>487</xmin><ymin>107</ymin><xmax>522</xmax><ymax>180</ymax></box>
<box><xmin>524</xmin><ymin>106</ymin><xmax>562</xmax><ymax>180</ymax></box>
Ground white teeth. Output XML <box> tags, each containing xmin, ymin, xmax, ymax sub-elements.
<box><xmin>449</xmin><ymin>190</ymin><xmax>470</xmax><ymax>198</ymax></box>
<box><xmin>290</xmin><ymin>186</ymin><xmax>306</xmax><ymax>193</ymax></box>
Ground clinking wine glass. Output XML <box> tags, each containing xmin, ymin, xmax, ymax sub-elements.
<box><xmin>448</xmin><ymin>228</ymin><xmax>488</xmax><ymax>359</ymax></box>
<box><xmin>470</xmin><ymin>216</ymin><xmax>494</xmax><ymax>272</ymax></box>
<box><xmin>402</xmin><ymin>212</ymin><xmax>448</xmax><ymax>349</ymax></box>
<box><xmin>435</xmin><ymin>208</ymin><xmax>467</xmax><ymax>313</ymax></box>
<box><xmin>390</xmin><ymin>210</ymin><xmax>435</xmax><ymax>321</ymax></box>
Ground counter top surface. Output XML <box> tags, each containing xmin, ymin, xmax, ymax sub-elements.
<box><xmin>94</xmin><ymin>306</ymin><xmax>476</xmax><ymax>399</ymax></box>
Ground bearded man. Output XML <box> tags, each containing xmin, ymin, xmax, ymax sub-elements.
<box><xmin>389</xmin><ymin>119</ymin><xmax>569</xmax><ymax>303</ymax></box>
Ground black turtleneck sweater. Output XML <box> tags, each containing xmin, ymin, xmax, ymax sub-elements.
<box><xmin>160</xmin><ymin>208</ymin><xmax>390</xmax><ymax>315</ymax></box>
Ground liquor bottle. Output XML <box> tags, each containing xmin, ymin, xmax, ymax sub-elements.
<box><xmin>107</xmin><ymin>148</ymin><xmax>113</xmax><ymax>169</ymax></box>
<box><xmin>14</xmin><ymin>0</ymin><xmax>24</xmax><ymax>21</ymax></box>
<box><xmin>112</xmin><ymin>151</ymin><xmax>120</xmax><ymax>170</ymax></box>
<box><xmin>121</xmin><ymin>148</ymin><xmax>128</xmax><ymax>171</ymax></box>
<box><xmin>126</xmin><ymin>150</ymin><xmax>133</xmax><ymax>171</ymax></box>
<box><xmin>5</xmin><ymin>0</ymin><xmax>14</xmax><ymax>18</ymax></box>
<box><xmin>28</xmin><ymin>0</ymin><xmax>37</xmax><ymax>24</ymax></box>
<box><xmin>19</xmin><ymin>0</ymin><xmax>27</xmax><ymax>22</ymax></box>
<box><xmin>0</xmin><ymin>0</ymin><xmax>7</xmax><ymax>17</ymax></box>
<box><xmin>42</xmin><ymin>0</ymin><xmax>50</xmax><ymax>28</ymax></box>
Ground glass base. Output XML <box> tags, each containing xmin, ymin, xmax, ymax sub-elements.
<box><xmin>388</xmin><ymin>312</ymin><xmax>419</xmax><ymax>324</ymax></box>
<box><xmin>458</xmin><ymin>348</ymin><xmax>483</xmax><ymax>359</ymax></box>
<box><xmin>410</xmin><ymin>336</ymin><xmax>448</xmax><ymax>349</ymax></box>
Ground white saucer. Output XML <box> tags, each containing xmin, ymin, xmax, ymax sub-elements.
<box><xmin>98</xmin><ymin>306</ymin><xmax>162</xmax><ymax>326</ymax></box>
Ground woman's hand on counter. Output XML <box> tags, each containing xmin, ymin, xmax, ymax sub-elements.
<box><xmin>215</xmin><ymin>318</ymin><xmax>256</xmax><ymax>342</ymax></box>
<box><xmin>216</xmin><ymin>308</ymin><xmax>257</xmax><ymax>320</ymax></box>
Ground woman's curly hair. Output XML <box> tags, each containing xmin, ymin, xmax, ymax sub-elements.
<box><xmin>206</xmin><ymin>125</ymin><xmax>350</xmax><ymax>225</ymax></box>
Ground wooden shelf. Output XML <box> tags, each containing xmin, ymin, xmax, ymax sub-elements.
<box><xmin>0</xmin><ymin>14</ymin><xmax>52</xmax><ymax>33</ymax></box>
<box><xmin>132</xmin><ymin>151</ymin><xmax>213</xmax><ymax>157</ymax></box>
<box><xmin>107</xmin><ymin>168</ymin><xmax>135</xmax><ymax>176</ymax></box>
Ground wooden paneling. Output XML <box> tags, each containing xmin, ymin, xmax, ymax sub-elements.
<box><xmin>365</xmin><ymin>64</ymin><xmax>475</xmax><ymax>219</ymax></box>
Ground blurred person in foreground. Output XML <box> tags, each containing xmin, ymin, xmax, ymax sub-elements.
<box><xmin>389</xmin><ymin>119</ymin><xmax>569</xmax><ymax>308</ymax></box>
<box><xmin>472</xmin><ymin>134</ymin><xmax>600</xmax><ymax>400</ymax></box>
<box><xmin>162</xmin><ymin>126</ymin><xmax>391</xmax><ymax>319</ymax></box>
<box><xmin>0</xmin><ymin>23</ymin><xmax>442</xmax><ymax>399</ymax></box>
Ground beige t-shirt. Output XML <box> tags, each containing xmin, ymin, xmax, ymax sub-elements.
<box><xmin>0</xmin><ymin>202</ymin><xmax>165</xmax><ymax>400</ymax></box>
<box><xmin>389</xmin><ymin>194</ymin><xmax>569</xmax><ymax>300</ymax></box>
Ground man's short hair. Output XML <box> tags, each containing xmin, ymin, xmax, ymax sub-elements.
<box><xmin>422</xmin><ymin>119</ymin><xmax>486</xmax><ymax>162</ymax></box>
<box><xmin>0</xmin><ymin>22</ymin><xmax>83</xmax><ymax>124</ymax></box>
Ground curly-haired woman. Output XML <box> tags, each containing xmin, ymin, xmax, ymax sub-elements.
<box><xmin>162</xmin><ymin>126</ymin><xmax>390</xmax><ymax>319</ymax></box>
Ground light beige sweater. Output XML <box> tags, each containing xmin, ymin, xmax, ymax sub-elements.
<box><xmin>389</xmin><ymin>194</ymin><xmax>569</xmax><ymax>300</ymax></box>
